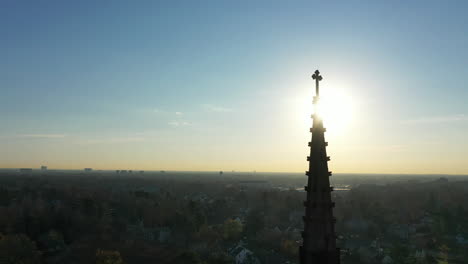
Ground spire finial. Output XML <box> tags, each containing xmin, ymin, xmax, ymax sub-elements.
<box><xmin>311</xmin><ymin>70</ymin><xmax>323</xmax><ymax>97</ymax></box>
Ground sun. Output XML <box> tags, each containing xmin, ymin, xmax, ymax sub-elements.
<box><xmin>316</xmin><ymin>89</ymin><xmax>354</xmax><ymax>134</ymax></box>
<box><xmin>293</xmin><ymin>86</ymin><xmax>355</xmax><ymax>135</ymax></box>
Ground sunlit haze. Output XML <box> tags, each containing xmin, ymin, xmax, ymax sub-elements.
<box><xmin>1</xmin><ymin>1</ymin><xmax>467</xmax><ymax>174</ymax></box>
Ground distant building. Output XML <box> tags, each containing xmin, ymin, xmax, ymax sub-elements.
<box><xmin>229</xmin><ymin>242</ymin><xmax>260</xmax><ymax>264</ymax></box>
<box><xmin>41</xmin><ymin>165</ymin><xmax>47</xmax><ymax>171</ymax></box>
<box><xmin>238</xmin><ymin>180</ymin><xmax>270</xmax><ymax>189</ymax></box>
<box><xmin>84</xmin><ymin>168</ymin><xmax>93</xmax><ymax>172</ymax></box>
<box><xmin>19</xmin><ymin>168</ymin><xmax>33</xmax><ymax>175</ymax></box>
<box><xmin>157</xmin><ymin>227</ymin><xmax>171</xmax><ymax>243</ymax></box>
<box><xmin>436</xmin><ymin>177</ymin><xmax>449</xmax><ymax>183</ymax></box>
<box><xmin>456</xmin><ymin>234</ymin><xmax>468</xmax><ymax>245</ymax></box>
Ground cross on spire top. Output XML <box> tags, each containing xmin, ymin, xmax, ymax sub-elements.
<box><xmin>311</xmin><ymin>70</ymin><xmax>323</xmax><ymax>97</ymax></box>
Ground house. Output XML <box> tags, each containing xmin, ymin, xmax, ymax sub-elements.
<box><xmin>455</xmin><ymin>233</ymin><xmax>468</xmax><ymax>245</ymax></box>
<box><xmin>382</xmin><ymin>255</ymin><xmax>393</xmax><ymax>264</ymax></box>
<box><xmin>157</xmin><ymin>227</ymin><xmax>171</xmax><ymax>243</ymax></box>
<box><xmin>229</xmin><ymin>242</ymin><xmax>260</xmax><ymax>264</ymax></box>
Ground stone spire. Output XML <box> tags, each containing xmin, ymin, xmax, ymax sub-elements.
<box><xmin>300</xmin><ymin>70</ymin><xmax>340</xmax><ymax>264</ymax></box>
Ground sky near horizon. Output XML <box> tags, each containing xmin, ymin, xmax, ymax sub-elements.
<box><xmin>1</xmin><ymin>1</ymin><xmax>468</xmax><ymax>174</ymax></box>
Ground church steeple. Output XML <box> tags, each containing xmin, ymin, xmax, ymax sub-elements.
<box><xmin>300</xmin><ymin>70</ymin><xmax>340</xmax><ymax>264</ymax></box>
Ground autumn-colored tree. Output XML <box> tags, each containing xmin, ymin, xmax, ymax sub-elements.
<box><xmin>222</xmin><ymin>218</ymin><xmax>243</xmax><ymax>241</ymax></box>
<box><xmin>436</xmin><ymin>244</ymin><xmax>449</xmax><ymax>264</ymax></box>
<box><xmin>280</xmin><ymin>239</ymin><xmax>298</xmax><ymax>257</ymax></box>
<box><xmin>38</xmin><ymin>230</ymin><xmax>66</xmax><ymax>254</ymax></box>
<box><xmin>95</xmin><ymin>249</ymin><xmax>125</xmax><ymax>264</ymax></box>
<box><xmin>194</xmin><ymin>225</ymin><xmax>221</xmax><ymax>246</ymax></box>
<box><xmin>0</xmin><ymin>234</ymin><xmax>41</xmax><ymax>264</ymax></box>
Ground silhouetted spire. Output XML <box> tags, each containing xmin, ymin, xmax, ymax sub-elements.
<box><xmin>300</xmin><ymin>70</ymin><xmax>340</xmax><ymax>264</ymax></box>
<box><xmin>312</xmin><ymin>70</ymin><xmax>323</xmax><ymax>96</ymax></box>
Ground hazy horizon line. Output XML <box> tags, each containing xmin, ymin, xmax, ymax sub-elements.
<box><xmin>1</xmin><ymin>168</ymin><xmax>467</xmax><ymax>176</ymax></box>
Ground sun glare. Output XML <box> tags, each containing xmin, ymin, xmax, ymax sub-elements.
<box><xmin>293</xmin><ymin>87</ymin><xmax>355</xmax><ymax>135</ymax></box>
<box><xmin>317</xmin><ymin>90</ymin><xmax>354</xmax><ymax>133</ymax></box>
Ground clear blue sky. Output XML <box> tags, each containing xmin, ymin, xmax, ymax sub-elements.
<box><xmin>1</xmin><ymin>0</ymin><xmax>467</xmax><ymax>173</ymax></box>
